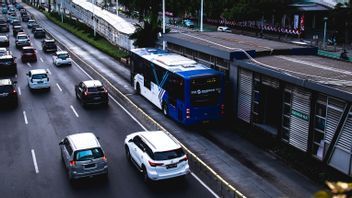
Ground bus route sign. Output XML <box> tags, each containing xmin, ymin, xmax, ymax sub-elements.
<box><xmin>291</xmin><ymin>109</ymin><xmax>309</xmax><ymax>121</ymax></box>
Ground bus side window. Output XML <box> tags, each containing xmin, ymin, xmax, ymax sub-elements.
<box><xmin>167</xmin><ymin>75</ymin><xmax>177</xmax><ymax>106</ymax></box>
<box><xmin>144</xmin><ymin>63</ymin><xmax>151</xmax><ymax>90</ymax></box>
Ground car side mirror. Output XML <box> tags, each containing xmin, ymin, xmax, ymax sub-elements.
<box><xmin>128</xmin><ymin>139</ymin><xmax>133</xmax><ymax>143</ymax></box>
<box><xmin>13</xmin><ymin>80</ymin><xmax>17</xmax><ymax>85</ymax></box>
<box><xmin>96</xmin><ymin>136</ymin><xmax>100</xmax><ymax>140</ymax></box>
<box><xmin>59</xmin><ymin>141</ymin><xmax>63</xmax><ymax>145</ymax></box>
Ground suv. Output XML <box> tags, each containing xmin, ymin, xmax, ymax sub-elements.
<box><xmin>124</xmin><ymin>131</ymin><xmax>189</xmax><ymax>182</ymax></box>
<box><xmin>33</xmin><ymin>27</ymin><xmax>45</xmax><ymax>38</ymax></box>
<box><xmin>59</xmin><ymin>132</ymin><xmax>108</xmax><ymax>181</ymax></box>
<box><xmin>15</xmin><ymin>34</ymin><xmax>30</xmax><ymax>49</ymax></box>
<box><xmin>21</xmin><ymin>46</ymin><xmax>37</xmax><ymax>62</ymax></box>
<box><xmin>27</xmin><ymin>69</ymin><xmax>50</xmax><ymax>90</ymax></box>
<box><xmin>31</xmin><ymin>24</ymin><xmax>40</xmax><ymax>33</ymax></box>
<box><xmin>0</xmin><ymin>78</ymin><xmax>18</xmax><ymax>107</ymax></box>
<box><xmin>21</xmin><ymin>14</ymin><xmax>29</xmax><ymax>22</ymax></box>
<box><xmin>53</xmin><ymin>51</ymin><xmax>71</xmax><ymax>66</ymax></box>
<box><xmin>42</xmin><ymin>39</ymin><xmax>57</xmax><ymax>53</ymax></box>
<box><xmin>0</xmin><ymin>35</ymin><xmax>9</xmax><ymax>47</ymax></box>
<box><xmin>75</xmin><ymin>80</ymin><xmax>109</xmax><ymax>106</ymax></box>
<box><xmin>0</xmin><ymin>55</ymin><xmax>17</xmax><ymax>76</ymax></box>
<box><xmin>12</xmin><ymin>25</ymin><xmax>23</xmax><ymax>37</ymax></box>
<box><xmin>27</xmin><ymin>19</ymin><xmax>35</xmax><ymax>28</ymax></box>
<box><xmin>0</xmin><ymin>23</ymin><xmax>9</xmax><ymax>33</ymax></box>
<box><xmin>12</xmin><ymin>19</ymin><xmax>20</xmax><ymax>27</ymax></box>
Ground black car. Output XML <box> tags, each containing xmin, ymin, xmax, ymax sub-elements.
<box><xmin>31</xmin><ymin>24</ymin><xmax>40</xmax><ymax>33</ymax></box>
<box><xmin>13</xmin><ymin>25</ymin><xmax>23</xmax><ymax>37</ymax></box>
<box><xmin>0</xmin><ymin>78</ymin><xmax>18</xmax><ymax>107</ymax></box>
<box><xmin>75</xmin><ymin>80</ymin><xmax>109</xmax><ymax>107</ymax></box>
<box><xmin>33</xmin><ymin>28</ymin><xmax>45</xmax><ymax>38</ymax></box>
<box><xmin>0</xmin><ymin>55</ymin><xmax>17</xmax><ymax>76</ymax></box>
<box><xmin>12</xmin><ymin>19</ymin><xmax>20</xmax><ymax>27</ymax></box>
<box><xmin>0</xmin><ymin>35</ymin><xmax>9</xmax><ymax>47</ymax></box>
<box><xmin>21</xmin><ymin>14</ymin><xmax>29</xmax><ymax>22</ymax></box>
<box><xmin>0</xmin><ymin>23</ymin><xmax>9</xmax><ymax>33</ymax></box>
<box><xmin>42</xmin><ymin>39</ymin><xmax>57</xmax><ymax>53</ymax></box>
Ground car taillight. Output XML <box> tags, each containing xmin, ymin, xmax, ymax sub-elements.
<box><xmin>12</xmin><ymin>89</ymin><xmax>16</xmax><ymax>94</ymax></box>
<box><xmin>84</xmin><ymin>91</ymin><xmax>88</xmax><ymax>96</ymax></box>
<box><xmin>104</xmin><ymin>89</ymin><xmax>108</xmax><ymax>94</ymax></box>
<box><xmin>179</xmin><ymin>154</ymin><xmax>188</xmax><ymax>163</ymax></box>
<box><xmin>69</xmin><ymin>160</ymin><xmax>76</xmax><ymax>167</ymax></box>
<box><xmin>186</xmin><ymin>108</ymin><xmax>190</xmax><ymax>119</ymax></box>
<box><xmin>220</xmin><ymin>104</ymin><xmax>225</xmax><ymax>115</ymax></box>
<box><xmin>148</xmin><ymin>160</ymin><xmax>163</xmax><ymax>167</ymax></box>
<box><xmin>102</xmin><ymin>155</ymin><xmax>107</xmax><ymax>161</ymax></box>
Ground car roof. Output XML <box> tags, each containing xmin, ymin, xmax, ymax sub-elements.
<box><xmin>44</xmin><ymin>39</ymin><xmax>55</xmax><ymax>42</ymax></box>
<box><xmin>0</xmin><ymin>47</ymin><xmax>7</xmax><ymax>51</ymax></box>
<box><xmin>83</xmin><ymin>80</ymin><xmax>103</xmax><ymax>88</ymax></box>
<box><xmin>28</xmin><ymin>19</ymin><xmax>35</xmax><ymax>22</ymax></box>
<box><xmin>0</xmin><ymin>54</ymin><xmax>13</xmax><ymax>59</ymax></box>
<box><xmin>22</xmin><ymin>46</ymin><xmax>34</xmax><ymax>50</ymax></box>
<box><xmin>29</xmin><ymin>69</ymin><xmax>47</xmax><ymax>75</ymax></box>
<box><xmin>56</xmin><ymin>51</ymin><xmax>68</xmax><ymax>55</ymax></box>
<box><xmin>67</xmin><ymin>132</ymin><xmax>101</xmax><ymax>151</ymax></box>
<box><xmin>0</xmin><ymin>79</ymin><xmax>12</xmax><ymax>86</ymax></box>
<box><xmin>136</xmin><ymin>131</ymin><xmax>181</xmax><ymax>152</ymax></box>
<box><xmin>0</xmin><ymin>35</ymin><xmax>8</xmax><ymax>38</ymax></box>
<box><xmin>13</xmin><ymin>25</ymin><xmax>22</xmax><ymax>28</ymax></box>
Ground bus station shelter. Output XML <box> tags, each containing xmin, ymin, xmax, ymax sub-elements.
<box><xmin>163</xmin><ymin>31</ymin><xmax>352</xmax><ymax>177</ymax></box>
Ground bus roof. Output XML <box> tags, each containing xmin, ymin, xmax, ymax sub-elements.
<box><xmin>131</xmin><ymin>48</ymin><xmax>221</xmax><ymax>77</ymax></box>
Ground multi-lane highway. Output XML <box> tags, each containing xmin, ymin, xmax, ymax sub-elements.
<box><xmin>0</xmin><ymin>7</ymin><xmax>215</xmax><ymax>198</ymax></box>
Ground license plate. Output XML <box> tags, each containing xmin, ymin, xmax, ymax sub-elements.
<box><xmin>166</xmin><ymin>163</ymin><xmax>177</xmax><ymax>169</ymax></box>
<box><xmin>84</xmin><ymin>164</ymin><xmax>95</xmax><ymax>168</ymax></box>
<box><xmin>37</xmin><ymin>81</ymin><xmax>43</xmax><ymax>84</ymax></box>
<box><xmin>94</xmin><ymin>97</ymin><xmax>101</xmax><ymax>100</ymax></box>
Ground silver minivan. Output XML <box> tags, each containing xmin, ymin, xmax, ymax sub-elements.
<box><xmin>59</xmin><ymin>132</ymin><xmax>108</xmax><ymax>181</ymax></box>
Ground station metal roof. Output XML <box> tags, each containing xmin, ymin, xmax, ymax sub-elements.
<box><xmin>164</xmin><ymin>31</ymin><xmax>317</xmax><ymax>60</ymax></box>
<box><xmin>241</xmin><ymin>55</ymin><xmax>352</xmax><ymax>101</ymax></box>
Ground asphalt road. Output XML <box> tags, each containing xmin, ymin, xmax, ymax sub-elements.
<box><xmin>0</xmin><ymin>8</ymin><xmax>214</xmax><ymax>198</ymax></box>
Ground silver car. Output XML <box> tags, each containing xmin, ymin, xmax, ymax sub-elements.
<box><xmin>59</xmin><ymin>132</ymin><xmax>108</xmax><ymax>181</ymax></box>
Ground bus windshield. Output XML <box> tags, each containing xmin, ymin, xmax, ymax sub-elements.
<box><xmin>190</xmin><ymin>75</ymin><xmax>221</xmax><ymax>107</ymax></box>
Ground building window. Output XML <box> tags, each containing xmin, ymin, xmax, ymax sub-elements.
<box><xmin>281</xmin><ymin>89</ymin><xmax>292</xmax><ymax>142</ymax></box>
<box><xmin>312</xmin><ymin>95</ymin><xmax>327</xmax><ymax>160</ymax></box>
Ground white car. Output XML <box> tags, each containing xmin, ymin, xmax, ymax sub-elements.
<box><xmin>217</xmin><ymin>26</ymin><xmax>232</xmax><ymax>33</ymax></box>
<box><xmin>124</xmin><ymin>131</ymin><xmax>190</xmax><ymax>182</ymax></box>
<box><xmin>53</xmin><ymin>51</ymin><xmax>72</xmax><ymax>66</ymax></box>
<box><xmin>27</xmin><ymin>69</ymin><xmax>50</xmax><ymax>90</ymax></box>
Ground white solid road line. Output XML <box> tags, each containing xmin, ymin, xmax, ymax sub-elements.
<box><xmin>56</xmin><ymin>83</ymin><xmax>62</xmax><ymax>92</ymax></box>
<box><xmin>191</xmin><ymin>172</ymin><xmax>220</xmax><ymax>198</ymax></box>
<box><xmin>70</xmin><ymin>105</ymin><xmax>79</xmax><ymax>118</ymax></box>
<box><xmin>23</xmin><ymin>111</ymin><xmax>28</xmax><ymax>125</ymax></box>
<box><xmin>31</xmin><ymin>149</ymin><xmax>39</xmax><ymax>174</ymax></box>
<box><xmin>58</xmin><ymin>40</ymin><xmax>219</xmax><ymax>198</ymax></box>
<box><xmin>27</xmin><ymin>62</ymin><xmax>32</xmax><ymax>67</ymax></box>
<box><xmin>17</xmin><ymin>87</ymin><xmax>21</xmax><ymax>96</ymax></box>
<box><xmin>46</xmin><ymin>69</ymin><xmax>52</xmax><ymax>75</ymax></box>
<box><xmin>40</xmin><ymin>58</ymin><xmax>44</xmax><ymax>62</ymax></box>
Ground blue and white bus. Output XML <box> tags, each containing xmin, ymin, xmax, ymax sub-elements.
<box><xmin>130</xmin><ymin>48</ymin><xmax>225</xmax><ymax>125</ymax></box>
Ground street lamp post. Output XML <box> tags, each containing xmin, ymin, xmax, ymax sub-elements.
<box><xmin>162</xmin><ymin>0</ymin><xmax>165</xmax><ymax>50</ymax></box>
<box><xmin>200</xmin><ymin>0</ymin><xmax>203</xmax><ymax>32</ymax></box>
<box><xmin>92</xmin><ymin>0</ymin><xmax>96</xmax><ymax>37</ymax></box>
<box><xmin>60</xmin><ymin>0</ymin><xmax>63</xmax><ymax>23</ymax></box>
<box><xmin>116</xmin><ymin>0</ymin><xmax>118</xmax><ymax>16</ymax></box>
<box><xmin>323</xmin><ymin>17</ymin><xmax>328</xmax><ymax>49</ymax></box>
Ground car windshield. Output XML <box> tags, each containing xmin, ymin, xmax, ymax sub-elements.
<box><xmin>74</xmin><ymin>148</ymin><xmax>104</xmax><ymax>161</ymax></box>
<box><xmin>0</xmin><ymin>24</ymin><xmax>7</xmax><ymax>27</ymax></box>
<box><xmin>18</xmin><ymin>35</ymin><xmax>27</xmax><ymax>40</ymax></box>
<box><xmin>87</xmin><ymin>86</ymin><xmax>104</xmax><ymax>92</ymax></box>
<box><xmin>45</xmin><ymin>42</ymin><xmax>55</xmax><ymax>46</ymax></box>
<box><xmin>32</xmin><ymin>74</ymin><xmax>47</xmax><ymax>79</ymax></box>
<box><xmin>58</xmin><ymin>53</ymin><xmax>69</xmax><ymax>59</ymax></box>
<box><xmin>0</xmin><ymin>58</ymin><xmax>13</xmax><ymax>64</ymax></box>
<box><xmin>0</xmin><ymin>85</ymin><xmax>13</xmax><ymax>93</ymax></box>
<box><xmin>0</xmin><ymin>36</ymin><xmax>7</xmax><ymax>41</ymax></box>
<box><xmin>23</xmin><ymin>49</ymin><xmax>34</xmax><ymax>53</ymax></box>
<box><xmin>152</xmin><ymin>148</ymin><xmax>185</xmax><ymax>160</ymax></box>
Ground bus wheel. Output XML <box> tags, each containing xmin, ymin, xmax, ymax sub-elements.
<box><xmin>162</xmin><ymin>103</ymin><xmax>168</xmax><ymax>116</ymax></box>
<box><xmin>136</xmin><ymin>83</ymin><xmax>141</xmax><ymax>95</ymax></box>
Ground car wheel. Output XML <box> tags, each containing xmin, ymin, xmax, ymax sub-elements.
<box><xmin>142</xmin><ymin>166</ymin><xmax>150</xmax><ymax>184</ymax></box>
<box><xmin>125</xmin><ymin>146</ymin><xmax>131</xmax><ymax>162</ymax></box>
<box><xmin>75</xmin><ymin>91</ymin><xmax>79</xmax><ymax>99</ymax></box>
<box><xmin>162</xmin><ymin>103</ymin><xmax>168</xmax><ymax>116</ymax></box>
<box><xmin>136</xmin><ymin>83</ymin><xmax>141</xmax><ymax>95</ymax></box>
